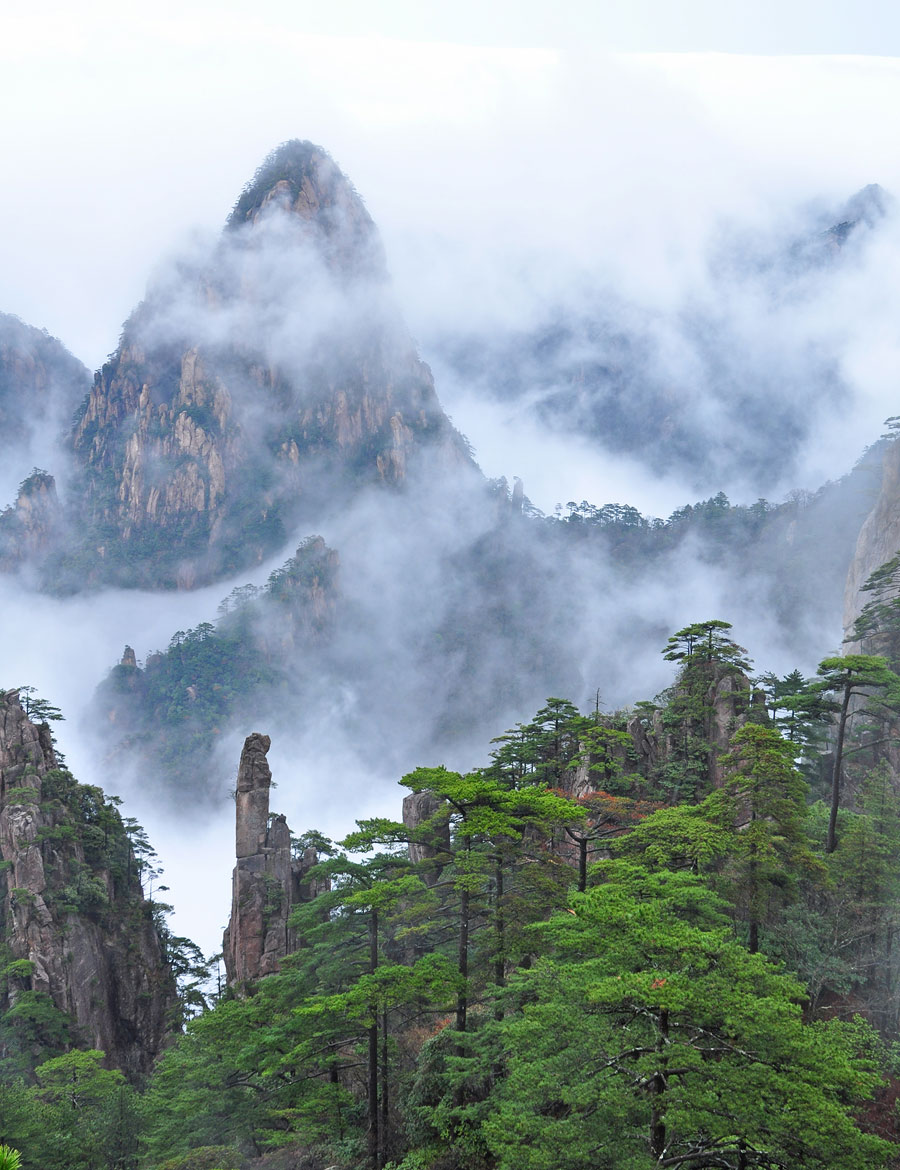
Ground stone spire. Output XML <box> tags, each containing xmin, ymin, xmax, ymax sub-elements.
<box><xmin>223</xmin><ymin>734</ymin><xmax>325</xmax><ymax>987</ymax></box>
<box><xmin>235</xmin><ymin>732</ymin><xmax>272</xmax><ymax>858</ymax></box>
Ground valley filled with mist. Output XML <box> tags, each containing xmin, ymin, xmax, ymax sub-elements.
<box><xmin>2</xmin><ymin>136</ymin><xmax>896</xmax><ymax>955</ymax></box>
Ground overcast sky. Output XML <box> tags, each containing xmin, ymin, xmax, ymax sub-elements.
<box><xmin>3</xmin><ymin>3</ymin><xmax>900</xmax><ymax>502</ymax></box>
<box><xmin>2</xmin><ymin>3</ymin><xmax>897</xmax><ymax>347</ymax></box>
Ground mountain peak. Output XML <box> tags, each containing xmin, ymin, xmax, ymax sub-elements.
<box><xmin>228</xmin><ymin>140</ymin><xmax>333</xmax><ymax>224</ymax></box>
<box><xmin>841</xmin><ymin>182</ymin><xmax>893</xmax><ymax>228</ymax></box>
<box><xmin>226</xmin><ymin>139</ymin><xmax>385</xmax><ymax>279</ymax></box>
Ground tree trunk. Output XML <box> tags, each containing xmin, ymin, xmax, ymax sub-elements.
<box><xmin>826</xmin><ymin>684</ymin><xmax>853</xmax><ymax>854</ymax></box>
<box><xmin>748</xmin><ymin>814</ymin><xmax>759</xmax><ymax>954</ymax></box>
<box><xmin>649</xmin><ymin>1008</ymin><xmax>668</xmax><ymax>1162</ymax></box>
<box><xmin>456</xmin><ymin>883</ymin><xmax>469</xmax><ymax>1034</ymax></box>
<box><xmin>367</xmin><ymin>907</ymin><xmax>379</xmax><ymax>1166</ymax></box>
<box><xmin>379</xmin><ymin>1008</ymin><xmax>388</xmax><ymax>1169</ymax></box>
<box><xmin>494</xmin><ymin>859</ymin><xmax>505</xmax><ymax>989</ymax></box>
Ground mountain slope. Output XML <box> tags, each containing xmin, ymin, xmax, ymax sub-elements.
<box><xmin>0</xmin><ymin>689</ymin><xmax>176</xmax><ymax>1076</ymax></box>
<box><xmin>64</xmin><ymin>141</ymin><xmax>473</xmax><ymax>589</ymax></box>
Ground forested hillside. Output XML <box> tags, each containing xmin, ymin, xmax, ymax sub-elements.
<box><xmin>7</xmin><ymin>617</ymin><xmax>900</xmax><ymax>1169</ymax></box>
<box><xmin>96</xmin><ymin>446</ymin><xmax>882</xmax><ymax>804</ymax></box>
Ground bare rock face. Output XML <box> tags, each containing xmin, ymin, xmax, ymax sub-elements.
<box><xmin>402</xmin><ymin>791</ymin><xmax>451</xmax><ymax>885</ymax></box>
<box><xmin>235</xmin><ymin>732</ymin><xmax>273</xmax><ymax>859</ymax></box>
<box><xmin>845</xmin><ymin>438</ymin><xmax>900</xmax><ymax>642</ymax></box>
<box><xmin>67</xmin><ymin>139</ymin><xmax>473</xmax><ymax>589</ymax></box>
<box><xmin>0</xmin><ymin>471</ymin><xmax>62</xmax><ymax>571</ymax></box>
<box><xmin>625</xmin><ymin>664</ymin><xmax>756</xmax><ymax>791</ymax></box>
<box><xmin>223</xmin><ymin>733</ymin><xmax>326</xmax><ymax>986</ymax></box>
<box><xmin>0</xmin><ymin>313</ymin><xmax>90</xmax><ymax>457</ymax></box>
<box><xmin>0</xmin><ymin>689</ymin><xmax>176</xmax><ymax>1076</ymax></box>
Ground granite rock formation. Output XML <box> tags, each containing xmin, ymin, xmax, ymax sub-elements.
<box><xmin>844</xmin><ymin>437</ymin><xmax>900</xmax><ymax>643</ymax></box>
<box><xmin>0</xmin><ymin>470</ymin><xmax>63</xmax><ymax>572</ymax></box>
<box><xmin>0</xmin><ymin>313</ymin><xmax>90</xmax><ymax>462</ymax></box>
<box><xmin>401</xmin><ymin>790</ymin><xmax>451</xmax><ymax>886</ymax></box>
<box><xmin>223</xmin><ymin>733</ymin><xmax>324</xmax><ymax>986</ymax></box>
<box><xmin>0</xmin><ymin>689</ymin><xmax>176</xmax><ymax>1076</ymax></box>
<box><xmin>66</xmin><ymin>139</ymin><xmax>474</xmax><ymax>589</ymax></box>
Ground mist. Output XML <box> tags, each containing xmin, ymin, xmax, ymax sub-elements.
<box><xmin>3</xmin><ymin>36</ymin><xmax>900</xmax><ymax>958</ymax></box>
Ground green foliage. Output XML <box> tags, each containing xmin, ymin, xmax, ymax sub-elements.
<box><xmin>0</xmin><ymin>1050</ymin><xmax>139</xmax><ymax>1170</ymax></box>
<box><xmin>152</xmin><ymin>1148</ymin><xmax>244</xmax><ymax>1170</ymax></box>
<box><xmin>815</xmin><ymin>654</ymin><xmax>900</xmax><ymax>852</ymax></box>
<box><xmin>662</xmin><ymin>618</ymin><xmax>750</xmax><ymax>670</ymax></box>
<box><xmin>228</xmin><ymin>140</ymin><xmax>330</xmax><ymax>225</ymax></box>
<box><xmin>15</xmin><ymin>670</ymin><xmax>900</xmax><ymax>1170</ymax></box>
<box><xmin>850</xmin><ymin>552</ymin><xmax>900</xmax><ymax>665</ymax></box>
<box><xmin>97</xmin><ymin>537</ymin><xmax>336</xmax><ymax>796</ymax></box>
<box><xmin>479</xmin><ymin>862</ymin><xmax>893</xmax><ymax>1170</ymax></box>
<box><xmin>653</xmin><ymin>621</ymin><xmax>754</xmax><ymax>801</ymax></box>
<box><xmin>711</xmin><ymin>722</ymin><xmax>822</xmax><ymax>951</ymax></box>
<box><xmin>0</xmin><ymin>990</ymin><xmax>73</xmax><ymax>1077</ymax></box>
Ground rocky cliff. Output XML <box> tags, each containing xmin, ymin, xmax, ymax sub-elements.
<box><xmin>66</xmin><ymin>139</ymin><xmax>473</xmax><ymax>589</ymax></box>
<box><xmin>223</xmin><ymin>733</ymin><xmax>324</xmax><ymax>986</ymax></box>
<box><xmin>844</xmin><ymin>437</ymin><xmax>900</xmax><ymax>643</ymax></box>
<box><xmin>0</xmin><ymin>689</ymin><xmax>176</xmax><ymax>1076</ymax></box>
<box><xmin>0</xmin><ymin>470</ymin><xmax>63</xmax><ymax>572</ymax></box>
<box><xmin>0</xmin><ymin>313</ymin><xmax>90</xmax><ymax>462</ymax></box>
<box><xmin>624</xmin><ymin>663</ymin><xmax>760</xmax><ymax>792</ymax></box>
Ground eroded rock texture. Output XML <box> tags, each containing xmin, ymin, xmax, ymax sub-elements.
<box><xmin>0</xmin><ymin>470</ymin><xmax>62</xmax><ymax>571</ymax></box>
<box><xmin>223</xmin><ymin>732</ymin><xmax>325</xmax><ymax>985</ymax></box>
<box><xmin>845</xmin><ymin>437</ymin><xmax>900</xmax><ymax>643</ymax></box>
<box><xmin>67</xmin><ymin>140</ymin><xmax>472</xmax><ymax>589</ymax></box>
<box><xmin>0</xmin><ymin>689</ymin><xmax>176</xmax><ymax>1076</ymax></box>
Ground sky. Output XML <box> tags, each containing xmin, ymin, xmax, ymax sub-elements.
<box><xmin>4</xmin><ymin>0</ymin><xmax>900</xmax><ymax>956</ymax></box>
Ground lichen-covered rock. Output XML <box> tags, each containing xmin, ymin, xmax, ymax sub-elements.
<box><xmin>0</xmin><ymin>689</ymin><xmax>176</xmax><ymax>1077</ymax></box>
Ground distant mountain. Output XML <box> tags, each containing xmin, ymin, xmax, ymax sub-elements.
<box><xmin>0</xmin><ymin>147</ymin><xmax>889</xmax><ymax>813</ymax></box>
<box><xmin>60</xmin><ymin>141</ymin><xmax>473</xmax><ymax>589</ymax></box>
<box><xmin>0</xmin><ymin>313</ymin><xmax>90</xmax><ymax>456</ymax></box>
<box><xmin>96</xmin><ymin>450</ymin><xmax>882</xmax><ymax>804</ymax></box>
<box><xmin>424</xmin><ymin>185</ymin><xmax>893</xmax><ymax>493</ymax></box>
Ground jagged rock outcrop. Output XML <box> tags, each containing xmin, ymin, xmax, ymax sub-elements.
<box><xmin>66</xmin><ymin>139</ymin><xmax>474</xmax><ymax>589</ymax></box>
<box><xmin>0</xmin><ymin>689</ymin><xmax>176</xmax><ymax>1076</ymax></box>
<box><xmin>0</xmin><ymin>313</ymin><xmax>90</xmax><ymax>458</ymax></box>
<box><xmin>223</xmin><ymin>733</ymin><xmax>325</xmax><ymax>986</ymax></box>
<box><xmin>621</xmin><ymin>664</ymin><xmax>759</xmax><ymax>791</ymax></box>
<box><xmin>402</xmin><ymin>791</ymin><xmax>451</xmax><ymax>886</ymax></box>
<box><xmin>0</xmin><ymin>471</ymin><xmax>63</xmax><ymax>571</ymax></box>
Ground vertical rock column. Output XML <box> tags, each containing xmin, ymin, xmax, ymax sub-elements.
<box><xmin>235</xmin><ymin>732</ymin><xmax>272</xmax><ymax>859</ymax></box>
<box><xmin>223</xmin><ymin>733</ymin><xmax>294</xmax><ymax>985</ymax></box>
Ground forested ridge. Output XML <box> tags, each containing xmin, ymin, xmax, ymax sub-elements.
<box><xmin>97</xmin><ymin>441</ymin><xmax>882</xmax><ymax>804</ymax></box>
<box><xmin>8</xmin><ymin>613</ymin><xmax>900</xmax><ymax>1169</ymax></box>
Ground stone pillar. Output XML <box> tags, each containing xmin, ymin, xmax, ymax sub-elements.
<box><xmin>235</xmin><ymin>733</ymin><xmax>271</xmax><ymax>859</ymax></box>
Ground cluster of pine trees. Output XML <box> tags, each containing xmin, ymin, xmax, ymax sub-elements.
<box><xmin>8</xmin><ymin>617</ymin><xmax>900</xmax><ymax>1168</ymax></box>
